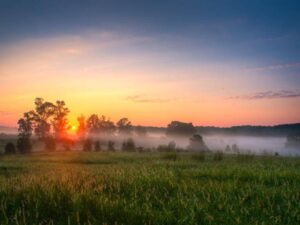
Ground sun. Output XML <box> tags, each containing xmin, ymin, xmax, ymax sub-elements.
<box><xmin>70</xmin><ymin>125</ymin><xmax>77</xmax><ymax>132</ymax></box>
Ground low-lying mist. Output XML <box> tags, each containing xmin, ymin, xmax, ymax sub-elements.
<box><xmin>87</xmin><ymin>132</ymin><xmax>298</xmax><ymax>156</ymax></box>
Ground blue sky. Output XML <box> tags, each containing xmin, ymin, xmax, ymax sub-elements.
<box><xmin>0</xmin><ymin>0</ymin><xmax>299</xmax><ymax>126</ymax></box>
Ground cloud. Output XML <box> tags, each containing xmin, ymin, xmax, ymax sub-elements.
<box><xmin>230</xmin><ymin>90</ymin><xmax>300</xmax><ymax>100</ymax></box>
<box><xmin>126</xmin><ymin>95</ymin><xmax>173</xmax><ymax>103</ymax></box>
<box><xmin>245</xmin><ymin>62</ymin><xmax>300</xmax><ymax>72</ymax></box>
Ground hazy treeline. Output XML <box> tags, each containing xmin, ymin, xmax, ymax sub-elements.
<box><xmin>2</xmin><ymin>97</ymin><xmax>300</xmax><ymax>155</ymax></box>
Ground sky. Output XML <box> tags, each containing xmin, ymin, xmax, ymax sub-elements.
<box><xmin>0</xmin><ymin>0</ymin><xmax>300</xmax><ymax>127</ymax></box>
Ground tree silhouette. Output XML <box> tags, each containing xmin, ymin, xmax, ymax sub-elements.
<box><xmin>31</xmin><ymin>98</ymin><xmax>56</xmax><ymax>140</ymax></box>
<box><xmin>52</xmin><ymin>100</ymin><xmax>70</xmax><ymax>140</ymax></box>
<box><xmin>77</xmin><ymin>115</ymin><xmax>86</xmax><ymax>140</ymax></box>
<box><xmin>87</xmin><ymin>114</ymin><xmax>100</xmax><ymax>133</ymax></box>
<box><xmin>187</xmin><ymin>134</ymin><xmax>209</xmax><ymax>151</ymax></box>
<box><xmin>166</xmin><ymin>121</ymin><xmax>196</xmax><ymax>137</ymax></box>
<box><xmin>117</xmin><ymin>118</ymin><xmax>132</xmax><ymax>135</ymax></box>
<box><xmin>122</xmin><ymin>138</ymin><xmax>136</xmax><ymax>152</ymax></box>
<box><xmin>17</xmin><ymin>112</ymin><xmax>34</xmax><ymax>153</ymax></box>
<box><xmin>98</xmin><ymin>115</ymin><xmax>116</xmax><ymax>135</ymax></box>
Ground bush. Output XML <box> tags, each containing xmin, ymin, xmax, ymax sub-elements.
<box><xmin>122</xmin><ymin>138</ymin><xmax>136</xmax><ymax>152</ymax></box>
<box><xmin>213</xmin><ymin>151</ymin><xmax>223</xmax><ymax>161</ymax></box>
<box><xmin>83</xmin><ymin>139</ymin><xmax>92</xmax><ymax>152</ymax></box>
<box><xmin>4</xmin><ymin>142</ymin><xmax>16</xmax><ymax>154</ymax></box>
<box><xmin>17</xmin><ymin>136</ymin><xmax>32</xmax><ymax>154</ymax></box>
<box><xmin>94</xmin><ymin>140</ymin><xmax>101</xmax><ymax>152</ymax></box>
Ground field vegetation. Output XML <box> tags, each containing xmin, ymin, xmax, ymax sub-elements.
<box><xmin>0</xmin><ymin>152</ymin><xmax>299</xmax><ymax>225</ymax></box>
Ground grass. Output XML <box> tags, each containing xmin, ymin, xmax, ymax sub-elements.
<box><xmin>0</xmin><ymin>151</ymin><xmax>300</xmax><ymax>224</ymax></box>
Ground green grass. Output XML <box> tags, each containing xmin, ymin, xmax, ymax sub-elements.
<box><xmin>0</xmin><ymin>152</ymin><xmax>300</xmax><ymax>225</ymax></box>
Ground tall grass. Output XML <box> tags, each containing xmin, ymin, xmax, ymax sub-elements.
<box><xmin>0</xmin><ymin>152</ymin><xmax>299</xmax><ymax>224</ymax></box>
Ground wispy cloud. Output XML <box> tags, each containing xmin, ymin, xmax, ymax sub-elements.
<box><xmin>126</xmin><ymin>95</ymin><xmax>173</xmax><ymax>103</ymax></box>
<box><xmin>245</xmin><ymin>62</ymin><xmax>300</xmax><ymax>72</ymax></box>
<box><xmin>230</xmin><ymin>90</ymin><xmax>300</xmax><ymax>100</ymax></box>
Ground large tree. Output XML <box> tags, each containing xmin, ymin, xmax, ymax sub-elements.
<box><xmin>31</xmin><ymin>98</ymin><xmax>56</xmax><ymax>140</ymax></box>
<box><xmin>52</xmin><ymin>100</ymin><xmax>70</xmax><ymax>140</ymax></box>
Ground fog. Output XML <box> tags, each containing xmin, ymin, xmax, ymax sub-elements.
<box><xmin>87</xmin><ymin>131</ymin><xmax>299</xmax><ymax>156</ymax></box>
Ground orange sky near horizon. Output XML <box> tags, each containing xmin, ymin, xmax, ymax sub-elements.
<box><xmin>0</xmin><ymin>32</ymin><xmax>299</xmax><ymax>128</ymax></box>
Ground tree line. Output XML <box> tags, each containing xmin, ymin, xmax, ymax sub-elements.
<box><xmin>3</xmin><ymin>98</ymin><xmax>210</xmax><ymax>154</ymax></box>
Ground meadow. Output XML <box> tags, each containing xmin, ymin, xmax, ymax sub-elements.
<box><xmin>0</xmin><ymin>151</ymin><xmax>300</xmax><ymax>225</ymax></box>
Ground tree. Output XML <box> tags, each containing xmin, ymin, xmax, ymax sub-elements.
<box><xmin>122</xmin><ymin>138</ymin><xmax>136</xmax><ymax>152</ymax></box>
<box><xmin>95</xmin><ymin>140</ymin><xmax>101</xmax><ymax>152</ymax></box>
<box><xmin>4</xmin><ymin>142</ymin><xmax>16</xmax><ymax>154</ymax></box>
<box><xmin>86</xmin><ymin>114</ymin><xmax>100</xmax><ymax>133</ymax></box>
<box><xmin>98</xmin><ymin>115</ymin><xmax>116</xmax><ymax>135</ymax></box>
<box><xmin>77</xmin><ymin>115</ymin><xmax>86</xmax><ymax>140</ymax></box>
<box><xmin>187</xmin><ymin>134</ymin><xmax>209</xmax><ymax>151</ymax></box>
<box><xmin>31</xmin><ymin>98</ymin><xmax>56</xmax><ymax>140</ymax></box>
<box><xmin>52</xmin><ymin>100</ymin><xmax>70</xmax><ymax>140</ymax></box>
<box><xmin>17</xmin><ymin>137</ymin><xmax>32</xmax><ymax>154</ymax></box>
<box><xmin>166</xmin><ymin>121</ymin><xmax>196</xmax><ymax>137</ymax></box>
<box><xmin>17</xmin><ymin>112</ymin><xmax>34</xmax><ymax>153</ymax></box>
<box><xmin>117</xmin><ymin>118</ymin><xmax>132</xmax><ymax>135</ymax></box>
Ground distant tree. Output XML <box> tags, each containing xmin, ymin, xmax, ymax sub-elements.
<box><xmin>187</xmin><ymin>134</ymin><xmax>209</xmax><ymax>151</ymax></box>
<box><xmin>135</xmin><ymin>126</ymin><xmax>147</xmax><ymax>137</ymax></box>
<box><xmin>122</xmin><ymin>138</ymin><xmax>136</xmax><ymax>152</ymax></box>
<box><xmin>77</xmin><ymin>115</ymin><xmax>86</xmax><ymax>140</ymax></box>
<box><xmin>4</xmin><ymin>142</ymin><xmax>16</xmax><ymax>154</ymax></box>
<box><xmin>107</xmin><ymin>140</ymin><xmax>115</xmax><ymax>151</ymax></box>
<box><xmin>17</xmin><ymin>113</ymin><xmax>34</xmax><ymax>153</ymax></box>
<box><xmin>83</xmin><ymin>139</ymin><xmax>92</xmax><ymax>152</ymax></box>
<box><xmin>52</xmin><ymin>100</ymin><xmax>70</xmax><ymax>140</ymax></box>
<box><xmin>117</xmin><ymin>118</ymin><xmax>133</xmax><ymax>135</ymax></box>
<box><xmin>166</xmin><ymin>121</ymin><xmax>196</xmax><ymax>137</ymax></box>
<box><xmin>94</xmin><ymin>140</ymin><xmax>101</xmax><ymax>152</ymax></box>
<box><xmin>86</xmin><ymin>114</ymin><xmax>100</xmax><ymax>134</ymax></box>
<box><xmin>98</xmin><ymin>115</ymin><xmax>116</xmax><ymax>135</ymax></box>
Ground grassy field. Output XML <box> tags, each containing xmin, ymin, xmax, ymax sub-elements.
<box><xmin>0</xmin><ymin>152</ymin><xmax>300</xmax><ymax>225</ymax></box>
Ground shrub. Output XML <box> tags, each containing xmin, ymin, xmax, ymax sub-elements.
<box><xmin>4</xmin><ymin>142</ymin><xmax>16</xmax><ymax>154</ymax></box>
